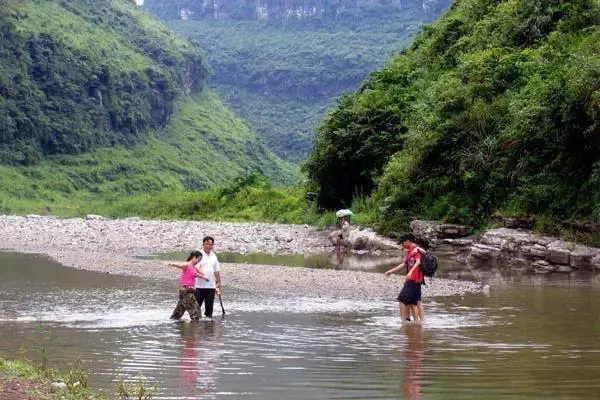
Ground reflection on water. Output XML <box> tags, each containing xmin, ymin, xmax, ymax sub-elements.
<box><xmin>402</xmin><ymin>325</ymin><xmax>423</xmax><ymax>400</ymax></box>
<box><xmin>2</xmin><ymin>252</ymin><xmax>600</xmax><ymax>399</ymax></box>
<box><xmin>177</xmin><ymin>322</ymin><xmax>222</xmax><ymax>398</ymax></box>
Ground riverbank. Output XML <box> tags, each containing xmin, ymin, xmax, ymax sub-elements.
<box><xmin>0</xmin><ymin>355</ymin><xmax>105</xmax><ymax>400</ymax></box>
<box><xmin>0</xmin><ymin>215</ymin><xmax>482</xmax><ymax>300</ymax></box>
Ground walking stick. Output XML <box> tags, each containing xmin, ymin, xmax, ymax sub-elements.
<box><xmin>218</xmin><ymin>293</ymin><xmax>226</xmax><ymax>315</ymax></box>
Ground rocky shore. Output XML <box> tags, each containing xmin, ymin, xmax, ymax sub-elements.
<box><xmin>411</xmin><ymin>220</ymin><xmax>600</xmax><ymax>275</ymax></box>
<box><xmin>0</xmin><ymin>215</ymin><xmax>482</xmax><ymax>301</ymax></box>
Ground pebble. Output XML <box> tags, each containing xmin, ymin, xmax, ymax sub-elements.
<box><xmin>0</xmin><ymin>215</ymin><xmax>482</xmax><ymax>301</ymax></box>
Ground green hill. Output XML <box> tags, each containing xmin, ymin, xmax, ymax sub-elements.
<box><xmin>0</xmin><ymin>0</ymin><xmax>296</xmax><ymax>212</ymax></box>
<box><xmin>305</xmin><ymin>0</ymin><xmax>600</xmax><ymax>242</ymax></box>
<box><xmin>143</xmin><ymin>0</ymin><xmax>452</xmax><ymax>162</ymax></box>
<box><xmin>0</xmin><ymin>90</ymin><xmax>296</xmax><ymax>215</ymax></box>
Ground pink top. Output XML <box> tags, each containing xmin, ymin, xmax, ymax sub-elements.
<box><xmin>180</xmin><ymin>263</ymin><xmax>197</xmax><ymax>286</ymax></box>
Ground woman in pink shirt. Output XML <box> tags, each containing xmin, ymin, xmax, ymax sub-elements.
<box><xmin>168</xmin><ymin>250</ymin><xmax>208</xmax><ymax>321</ymax></box>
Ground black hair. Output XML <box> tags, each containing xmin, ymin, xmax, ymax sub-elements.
<box><xmin>202</xmin><ymin>236</ymin><xmax>214</xmax><ymax>244</ymax></box>
<box><xmin>399</xmin><ymin>233</ymin><xmax>416</xmax><ymax>244</ymax></box>
<box><xmin>187</xmin><ymin>250</ymin><xmax>202</xmax><ymax>261</ymax></box>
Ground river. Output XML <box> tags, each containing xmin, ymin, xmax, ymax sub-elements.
<box><xmin>1</xmin><ymin>252</ymin><xmax>600</xmax><ymax>399</ymax></box>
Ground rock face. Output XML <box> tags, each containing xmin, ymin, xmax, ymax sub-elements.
<box><xmin>343</xmin><ymin>227</ymin><xmax>401</xmax><ymax>251</ymax></box>
<box><xmin>144</xmin><ymin>0</ymin><xmax>451</xmax><ymax>21</ymax></box>
<box><xmin>410</xmin><ymin>220</ymin><xmax>600</xmax><ymax>274</ymax></box>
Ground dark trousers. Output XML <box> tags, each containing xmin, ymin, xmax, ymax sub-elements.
<box><xmin>194</xmin><ymin>288</ymin><xmax>216</xmax><ymax>317</ymax></box>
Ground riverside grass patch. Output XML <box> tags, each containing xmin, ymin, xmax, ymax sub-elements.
<box><xmin>0</xmin><ymin>354</ymin><xmax>158</xmax><ymax>399</ymax></box>
<box><xmin>0</xmin><ymin>355</ymin><xmax>107</xmax><ymax>400</ymax></box>
<box><xmin>0</xmin><ymin>169</ymin><xmax>375</xmax><ymax>229</ymax></box>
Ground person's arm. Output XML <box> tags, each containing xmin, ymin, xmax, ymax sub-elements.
<box><xmin>194</xmin><ymin>267</ymin><xmax>209</xmax><ymax>281</ymax></box>
<box><xmin>384</xmin><ymin>262</ymin><xmax>406</xmax><ymax>276</ymax></box>
<box><xmin>215</xmin><ymin>271</ymin><xmax>221</xmax><ymax>289</ymax></box>
<box><xmin>215</xmin><ymin>258</ymin><xmax>222</xmax><ymax>294</ymax></box>
<box><xmin>167</xmin><ymin>262</ymin><xmax>186</xmax><ymax>270</ymax></box>
<box><xmin>215</xmin><ymin>271</ymin><xmax>222</xmax><ymax>295</ymax></box>
<box><xmin>406</xmin><ymin>259</ymin><xmax>421</xmax><ymax>280</ymax></box>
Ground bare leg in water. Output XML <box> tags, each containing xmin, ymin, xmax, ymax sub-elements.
<box><xmin>416</xmin><ymin>301</ymin><xmax>425</xmax><ymax>321</ymax></box>
<box><xmin>399</xmin><ymin>302</ymin><xmax>411</xmax><ymax>321</ymax></box>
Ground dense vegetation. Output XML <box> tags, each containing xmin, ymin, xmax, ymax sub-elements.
<box><xmin>0</xmin><ymin>0</ymin><xmax>208</xmax><ymax>164</ymax></box>
<box><xmin>306</xmin><ymin>0</ymin><xmax>600</xmax><ymax>242</ymax></box>
<box><xmin>0</xmin><ymin>169</ymin><xmax>353</xmax><ymax>227</ymax></box>
<box><xmin>145</xmin><ymin>0</ymin><xmax>451</xmax><ymax>161</ymax></box>
<box><xmin>0</xmin><ymin>0</ymin><xmax>296</xmax><ymax>208</ymax></box>
<box><xmin>0</xmin><ymin>91</ymin><xmax>297</xmax><ymax>215</ymax></box>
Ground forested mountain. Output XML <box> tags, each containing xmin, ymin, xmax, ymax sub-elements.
<box><xmin>0</xmin><ymin>0</ymin><xmax>295</xmax><ymax>211</ymax></box>
<box><xmin>143</xmin><ymin>0</ymin><xmax>452</xmax><ymax>161</ymax></box>
<box><xmin>305</xmin><ymin>0</ymin><xmax>600</xmax><ymax>240</ymax></box>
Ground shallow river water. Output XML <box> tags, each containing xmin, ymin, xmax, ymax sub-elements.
<box><xmin>1</xmin><ymin>252</ymin><xmax>600</xmax><ymax>399</ymax></box>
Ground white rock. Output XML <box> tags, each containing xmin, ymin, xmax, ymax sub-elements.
<box><xmin>51</xmin><ymin>380</ymin><xmax>67</xmax><ymax>389</ymax></box>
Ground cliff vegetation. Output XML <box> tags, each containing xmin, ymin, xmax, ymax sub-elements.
<box><xmin>305</xmin><ymin>0</ymin><xmax>600</xmax><ymax>243</ymax></box>
<box><xmin>0</xmin><ymin>0</ymin><xmax>296</xmax><ymax>209</ymax></box>
<box><xmin>144</xmin><ymin>0</ymin><xmax>452</xmax><ymax>161</ymax></box>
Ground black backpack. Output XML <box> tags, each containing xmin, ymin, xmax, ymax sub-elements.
<box><xmin>420</xmin><ymin>252</ymin><xmax>438</xmax><ymax>277</ymax></box>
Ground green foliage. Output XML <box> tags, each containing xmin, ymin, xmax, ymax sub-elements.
<box><xmin>0</xmin><ymin>91</ymin><xmax>297</xmax><ymax>215</ymax></box>
<box><xmin>0</xmin><ymin>354</ymin><xmax>107</xmax><ymax>399</ymax></box>
<box><xmin>0</xmin><ymin>0</ymin><xmax>208</xmax><ymax>164</ymax></box>
<box><xmin>306</xmin><ymin>0</ymin><xmax>600</xmax><ymax>241</ymax></box>
<box><xmin>147</xmin><ymin>2</ymin><xmax>451</xmax><ymax>161</ymax></box>
<box><xmin>116</xmin><ymin>376</ymin><xmax>157</xmax><ymax>400</ymax></box>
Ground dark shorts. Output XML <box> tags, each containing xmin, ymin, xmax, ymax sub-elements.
<box><xmin>397</xmin><ymin>281</ymin><xmax>422</xmax><ymax>305</ymax></box>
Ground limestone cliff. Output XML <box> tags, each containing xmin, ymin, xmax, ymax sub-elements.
<box><xmin>144</xmin><ymin>0</ymin><xmax>450</xmax><ymax>21</ymax></box>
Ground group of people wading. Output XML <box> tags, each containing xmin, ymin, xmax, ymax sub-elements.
<box><xmin>168</xmin><ymin>232</ymin><xmax>427</xmax><ymax>323</ymax></box>
<box><xmin>168</xmin><ymin>236</ymin><xmax>222</xmax><ymax>321</ymax></box>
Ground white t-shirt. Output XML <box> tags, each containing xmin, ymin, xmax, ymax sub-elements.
<box><xmin>195</xmin><ymin>249</ymin><xmax>221</xmax><ymax>289</ymax></box>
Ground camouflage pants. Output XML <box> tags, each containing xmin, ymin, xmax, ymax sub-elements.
<box><xmin>170</xmin><ymin>287</ymin><xmax>202</xmax><ymax>321</ymax></box>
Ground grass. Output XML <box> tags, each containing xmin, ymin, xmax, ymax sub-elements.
<box><xmin>0</xmin><ymin>354</ymin><xmax>159</xmax><ymax>399</ymax></box>
<box><xmin>0</xmin><ymin>90</ymin><xmax>298</xmax><ymax>216</ymax></box>
<box><xmin>12</xmin><ymin>1</ymin><xmax>153</xmax><ymax>72</ymax></box>
<box><xmin>0</xmin><ymin>355</ymin><xmax>107</xmax><ymax>400</ymax></box>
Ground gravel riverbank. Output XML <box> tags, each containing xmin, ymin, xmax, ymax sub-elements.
<box><xmin>0</xmin><ymin>215</ymin><xmax>482</xmax><ymax>300</ymax></box>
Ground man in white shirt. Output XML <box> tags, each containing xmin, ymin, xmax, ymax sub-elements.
<box><xmin>194</xmin><ymin>236</ymin><xmax>222</xmax><ymax>318</ymax></box>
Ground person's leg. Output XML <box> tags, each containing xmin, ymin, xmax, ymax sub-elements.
<box><xmin>416</xmin><ymin>283</ymin><xmax>424</xmax><ymax>321</ymax></box>
<box><xmin>399</xmin><ymin>302</ymin><xmax>410</xmax><ymax>321</ymax></box>
<box><xmin>194</xmin><ymin>288</ymin><xmax>206</xmax><ymax>316</ymax></box>
<box><xmin>328</xmin><ymin>230</ymin><xmax>342</xmax><ymax>245</ymax></box>
<box><xmin>204</xmin><ymin>289</ymin><xmax>216</xmax><ymax>318</ymax></box>
<box><xmin>183</xmin><ymin>290</ymin><xmax>201</xmax><ymax>321</ymax></box>
<box><xmin>398</xmin><ymin>282</ymin><xmax>413</xmax><ymax>321</ymax></box>
<box><xmin>417</xmin><ymin>302</ymin><xmax>425</xmax><ymax>321</ymax></box>
<box><xmin>410</xmin><ymin>305</ymin><xmax>419</xmax><ymax>322</ymax></box>
<box><xmin>170</xmin><ymin>288</ymin><xmax>186</xmax><ymax>319</ymax></box>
